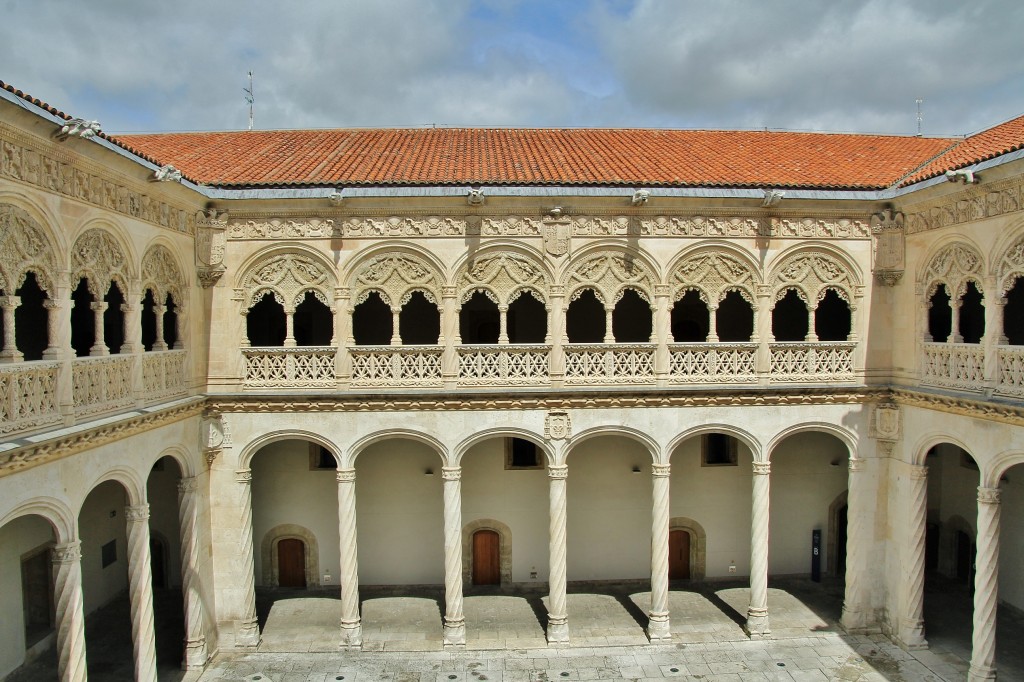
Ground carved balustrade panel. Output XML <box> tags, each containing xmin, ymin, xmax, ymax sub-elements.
<box><xmin>768</xmin><ymin>342</ymin><xmax>856</xmax><ymax>382</ymax></box>
<box><xmin>0</xmin><ymin>361</ymin><xmax>62</xmax><ymax>435</ymax></box>
<box><xmin>141</xmin><ymin>349</ymin><xmax>188</xmax><ymax>401</ymax></box>
<box><xmin>564</xmin><ymin>344</ymin><xmax>656</xmax><ymax>385</ymax></box>
<box><xmin>349</xmin><ymin>346</ymin><xmax>443</xmax><ymax>388</ymax></box>
<box><xmin>72</xmin><ymin>355</ymin><xmax>135</xmax><ymax>416</ymax></box>
<box><xmin>668</xmin><ymin>343</ymin><xmax>758</xmax><ymax>383</ymax></box>
<box><xmin>997</xmin><ymin>346</ymin><xmax>1024</xmax><ymax>397</ymax></box>
<box><xmin>920</xmin><ymin>342</ymin><xmax>986</xmax><ymax>392</ymax></box>
<box><xmin>242</xmin><ymin>347</ymin><xmax>336</xmax><ymax>388</ymax></box>
<box><xmin>457</xmin><ymin>345</ymin><xmax>550</xmax><ymax>386</ymax></box>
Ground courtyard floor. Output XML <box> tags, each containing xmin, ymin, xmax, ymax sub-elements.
<box><xmin>7</xmin><ymin>576</ymin><xmax>1024</xmax><ymax>681</ymax></box>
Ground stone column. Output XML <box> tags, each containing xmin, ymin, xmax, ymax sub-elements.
<box><xmin>547</xmin><ymin>463</ymin><xmax>569</xmax><ymax>642</ymax></box>
<box><xmin>283</xmin><ymin>308</ymin><xmax>296</xmax><ymax>347</ymax></box>
<box><xmin>897</xmin><ymin>464</ymin><xmax>928</xmax><ymax>649</ymax></box>
<box><xmin>603</xmin><ymin>307</ymin><xmax>615</xmax><ymax>343</ymax></box>
<box><xmin>654</xmin><ymin>285</ymin><xmax>670</xmax><ymax>385</ymax></box>
<box><xmin>52</xmin><ymin>542</ymin><xmax>87</xmax><ymax>682</ymax></box>
<box><xmin>841</xmin><ymin>458</ymin><xmax>870</xmax><ymax>631</ymax></box>
<box><xmin>43</xmin><ymin>297</ymin><xmax>68</xmax><ymax>360</ymax></box>
<box><xmin>442</xmin><ymin>466</ymin><xmax>466</xmax><ymax>646</ymax></box>
<box><xmin>390</xmin><ymin>308</ymin><xmax>401</xmax><ymax>345</ymax></box>
<box><xmin>151</xmin><ymin>303</ymin><xmax>168</xmax><ymax>351</ymax></box>
<box><xmin>984</xmin><ymin>292</ymin><xmax>1006</xmax><ymax>386</ymax></box>
<box><xmin>0</xmin><ymin>295</ymin><xmax>21</xmax><ymax>361</ymax></box>
<box><xmin>177</xmin><ymin>477</ymin><xmax>210</xmax><ymax>668</ymax></box>
<box><xmin>805</xmin><ymin>303</ymin><xmax>818</xmax><ymax>342</ymax></box>
<box><xmin>755</xmin><ymin>286</ymin><xmax>772</xmax><ymax>384</ymax></box>
<box><xmin>648</xmin><ymin>463</ymin><xmax>672</xmax><ymax>640</ymax></box>
<box><xmin>969</xmin><ymin>487</ymin><xmax>1001</xmax><ymax>682</ymax></box>
<box><xmin>498</xmin><ymin>304</ymin><xmax>509</xmax><ymax>344</ymax></box>
<box><xmin>746</xmin><ymin>460</ymin><xmax>771</xmax><ymax>637</ymax></box>
<box><xmin>125</xmin><ymin>503</ymin><xmax>158</xmax><ymax>682</ymax></box>
<box><xmin>337</xmin><ymin>468</ymin><xmax>362</xmax><ymax>648</ymax></box>
<box><xmin>89</xmin><ymin>301</ymin><xmax>109</xmax><ymax>356</ymax></box>
<box><xmin>950</xmin><ymin>299</ymin><xmax>963</xmax><ymax>343</ymax></box>
<box><xmin>120</xmin><ymin>290</ymin><xmax>142</xmax><ymax>354</ymax></box>
<box><xmin>707</xmin><ymin>303</ymin><xmax>720</xmax><ymax>342</ymax></box>
<box><xmin>335</xmin><ymin>289</ymin><xmax>351</xmax><ymax>385</ymax></box>
<box><xmin>234</xmin><ymin>469</ymin><xmax>261</xmax><ymax>646</ymax></box>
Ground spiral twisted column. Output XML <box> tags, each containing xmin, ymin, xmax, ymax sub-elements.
<box><xmin>547</xmin><ymin>464</ymin><xmax>570</xmax><ymax>643</ymax></box>
<box><xmin>898</xmin><ymin>464</ymin><xmax>928</xmax><ymax>649</ymax></box>
<box><xmin>746</xmin><ymin>460</ymin><xmax>771</xmax><ymax>637</ymax></box>
<box><xmin>125</xmin><ymin>504</ymin><xmax>158</xmax><ymax>682</ymax></box>
<box><xmin>234</xmin><ymin>469</ymin><xmax>261</xmax><ymax>647</ymax></box>
<box><xmin>52</xmin><ymin>542</ymin><xmax>87</xmax><ymax>682</ymax></box>
<box><xmin>648</xmin><ymin>463</ymin><xmax>672</xmax><ymax>640</ymax></box>
<box><xmin>442</xmin><ymin>466</ymin><xmax>466</xmax><ymax>646</ymax></box>
<box><xmin>841</xmin><ymin>458</ymin><xmax>870</xmax><ymax>632</ymax></box>
<box><xmin>177</xmin><ymin>477</ymin><xmax>209</xmax><ymax>668</ymax></box>
<box><xmin>337</xmin><ymin>468</ymin><xmax>362</xmax><ymax>648</ymax></box>
<box><xmin>969</xmin><ymin>487</ymin><xmax>1001</xmax><ymax>681</ymax></box>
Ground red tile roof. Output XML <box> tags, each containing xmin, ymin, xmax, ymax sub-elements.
<box><xmin>902</xmin><ymin>113</ymin><xmax>1024</xmax><ymax>185</ymax></box>
<box><xmin>114</xmin><ymin>128</ymin><xmax>958</xmax><ymax>191</ymax></box>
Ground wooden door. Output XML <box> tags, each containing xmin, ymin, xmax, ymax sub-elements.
<box><xmin>668</xmin><ymin>530</ymin><xmax>691</xmax><ymax>580</ymax></box>
<box><xmin>278</xmin><ymin>538</ymin><xmax>306</xmax><ymax>588</ymax></box>
<box><xmin>472</xmin><ymin>530</ymin><xmax>500</xmax><ymax>585</ymax></box>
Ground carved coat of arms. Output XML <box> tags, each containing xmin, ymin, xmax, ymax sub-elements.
<box><xmin>543</xmin><ymin>222</ymin><xmax>570</xmax><ymax>257</ymax></box>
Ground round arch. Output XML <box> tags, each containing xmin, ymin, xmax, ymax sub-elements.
<box><xmin>70</xmin><ymin>219</ymin><xmax>139</xmax><ymax>281</ymax></box>
<box><xmin>560</xmin><ymin>243</ymin><xmax>661</xmax><ymax>305</ymax></box>
<box><xmin>341</xmin><ymin>241</ymin><xmax>449</xmax><ymax>286</ymax></box>
<box><xmin>669</xmin><ymin>516</ymin><xmax>707</xmax><ymax>581</ymax></box>
<box><xmin>0</xmin><ymin>497</ymin><xmax>76</xmax><ymax>544</ymax></box>
<box><xmin>237</xmin><ymin>430</ymin><xmax>343</xmax><ymax>471</ymax></box>
<box><xmin>260</xmin><ymin>523</ymin><xmax>320</xmax><ymax>588</ymax></box>
<box><xmin>0</xmin><ymin>192</ymin><xmax>69</xmax><ymax>255</ymax></box>
<box><xmin>666</xmin><ymin>424</ymin><xmax>763</xmax><ymax>463</ymax></box>
<box><xmin>77</xmin><ymin>467</ymin><xmax>145</xmax><ymax>510</ymax></box>
<box><xmin>665</xmin><ymin>242</ymin><xmax>763</xmax><ymax>304</ymax></box>
<box><xmin>147</xmin><ymin>444</ymin><xmax>196</xmax><ymax>479</ymax></box>
<box><xmin>909</xmin><ymin>433</ymin><xmax>977</xmax><ymax>467</ymax></box>
<box><xmin>461</xmin><ymin>518</ymin><xmax>513</xmax><ymax>587</ymax></box>
<box><xmin>826</xmin><ymin>490</ymin><xmax>849</xmax><ymax>576</ymax></box>
<box><xmin>0</xmin><ymin>198</ymin><xmax>63</xmax><ymax>295</ymax></box>
<box><xmin>454</xmin><ymin>427</ymin><xmax>554</xmax><ymax>467</ymax></box>
<box><xmin>916</xmin><ymin>236</ymin><xmax>986</xmax><ymax>300</ymax></box>
<box><xmin>448</xmin><ymin>241</ymin><xmax>554</xmax><ymax>287</ymax></box>
<box><xmin>139</xmin><ymin>238</ymin><xmax>189</xmax><ymax>303</ymax></box>
<box><xmin>348</xmin><ymin>428</ymin><xmax>448</xmax><ymax>467</ymax></box>
<box><xmin>766</xmin><ymin>242</ymin><xmax>863</xmax><ymax>307</ymax></box>
<box><xmin>989</xmin><ymin>219</ymin><xmax>1024</xmax><ymax>295</ymax></box>
<box><xmin>765</xmin><ymin>422</ymin><xmax>857</xmax><ymax>461</ymax></box>
<box><xmin>984</xmin><ymin>450</ymin><xmax>1024</xmax><ymax>488</ymax></box>
<box><xmin>565</xmin><ymin>426</ymin><xmax>661</xmax><ymax>465</ymax></box>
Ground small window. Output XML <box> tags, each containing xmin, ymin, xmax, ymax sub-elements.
<box><xmin>505</xmin><ymin>437</ymin><xmax>542</xmax><ymax>469</ymax></box>
<box><xmin>309</xmin><ymin>443</ymin><xmax>337</xmax><ymax>470</ymax></box>
<box><xmin>101</xmin><ymin>540</ymin><xmax>117</xmax><ymax>568</ymax></box>
<box><xmin>702</xmin><ymin>433</ymin><xmax>738</xmax><ymax>466</ymax></box>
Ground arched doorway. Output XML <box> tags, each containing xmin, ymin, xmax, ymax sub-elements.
<box><xmin>277</xmin><ymin>538</ymin><xmax>307</xmax><ymax>588</ymax></box>
<box><xmin>471</xmin><ymin>530</ymin><xmax>500</xmax><ymax>585</ymax></box>
<box><xmin>668</xmin><ymin>529</ymin><xmax>691</xmax><ymax>580</ymax></box>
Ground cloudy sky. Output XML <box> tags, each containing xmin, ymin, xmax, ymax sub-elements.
<box><xmin>2</xmin><ymin>0</ymin><xmax>1022</xmax><ymax>137</ymax></box>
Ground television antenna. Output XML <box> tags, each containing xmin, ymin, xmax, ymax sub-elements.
<box><xmin>916</xmin><ymin>98</ymin><xmax>923</xmax><ymax>137</ymax></box>
<box><xmin>244</xmin><ymin>71</ymin><xmax>254</xmax><ymax>131</ymax></box>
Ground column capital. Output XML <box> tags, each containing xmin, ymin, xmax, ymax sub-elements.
<box><xmin>909</xmin><ymin>464</ymin><xmax>928</xmax><ymax>480</ymax></box>
<box><xmin>43</xmin><ymin>299</ymin><xmax>61</xmax><ymax>311</ymax></box>
<box><xmin>336</xmin><ymin>468</ymin><xmax>356</xmax><ymax>483</ymax></box>
<box><xmin>441</xmin><ymin>285</ymin><xmax>457</xmax><ymax>299</ymax></box>
<box><xmin>849</xmin><ymin>458</ymin><xmax>866</xmax><ymax>473</ymax></box>
<box><xmin>548</xmin><ymin>464</ymin><xmax>568</xmax><ymax>479</ymax></box>
<box><xmin>52</xmin><ymin>542</ymin><xmax>82</xmax><ymax>563</ymax></box>
<box><xmin>653</xmin><ymin>284</ymin><xmax>670</xmax><ymax>298</ymax></box>
<box><xmin>0</xmin><ymin>295</ymin><xmax>19</xmax><ymax>310</ymax></box>
<box><xmin>652</xmin><ymin>463</ymin><xmax>671</xmax><ymax>478</ymax></box>
<box><xmin>442</xmin><ymin>466</ymin><xmax>462</xmax><ymax>481</ymax></box>
<box><xmin>90</xmin><ymin>301</ymin><xmax>108</xmax><ymax>312</ymax></box>
<box><xmin>177</xmin><ymin>476</ymin><xmax>199</xmax><ymax>494</ymax></box>
<box><xmin>235</xmin><ymin>468</ymin><xmax>252</xmax><ymax>484</ymax></box>
<box><xmin>752</xmin><ymin>461</ymin><xmax>770</xmax><ymax>475</ymax></box>
<box><xmin>977</xmin><ymin>486</ymin><xmax>1001</xmax><ymax>505</ymax></box>
<box><xmin>125</xmin><ymin>503</ymin><xmax>150</xmax><ymax>522</ymax></box>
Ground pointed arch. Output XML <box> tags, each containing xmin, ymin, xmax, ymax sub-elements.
<box><xmin>0</xmin><ymin>202</ymin><xmax>60</xmax><ymax>296</ymax></box>
<box><xmin>347</xmin><ymin>247</ymin><xmax>443</xmax><ymax>310</ymax></box>
<box><xmin>563</xmin><ymin>247</ymin><xmax>659</xmax><ymax>306</ymax></box>
<box><xmin>768</xmin><ymin>244</ymin><xmax>861</xmax><ymax>308</ymax></box>
<box><xmin>70</xmin><ymin>225</ymin><xmax>135</xmax><ymax>297</ymax></box>
<box><xmin>667</xmin><ymin>244</ymin><xmax>762</xmax><ymax>307</ymax></box>
<box><xmin>238</xmin><ymin>248</ymin><xmax>336</xmax><ymax>312</ymax></box>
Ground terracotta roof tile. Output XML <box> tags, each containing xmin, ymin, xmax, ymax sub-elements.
<box><xmin>902</xmin><ymin>113</ymin><xmax>1024</xmax><ymax>185</ymax></box>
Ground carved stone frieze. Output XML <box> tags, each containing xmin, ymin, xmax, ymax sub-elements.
<box><xmin>482</xmin><ymin>216</ymin><xmax>543</xmax><ymax>237</ymax></box>
<box><xmin>0</xmin><ymin>131</ymin><xmax>191</xmax><ymax>233</ymax></box>
<box><xmin>670</xmin><ymin>251</ymin><xmax>757</xmax><ymax>304</ymax></box>
<box><xmin>906</xmin><ymin>181</ymin><xmax>1023</xmax><ymax>234</ymax></box>
<box><xmin>241</xmin><ymin>253</ymin><xmax>334</xmax><ymax>311</ymax></box>
<box><xmin>71</xmin><ymin>228</ymin><xmax>132</xmax><ymax>294</ymax></box>
<box><xmin>571</xmin><ymin>215</ymin><xmax>631</xmax><ymax>236</ymax></box>
<box><xmin>228</xmin><ymin>218</ymin><xmax>338</xmax><ymax>240</ymax></box>
<box><xmin>870</xmin><ymin>209</ymin><xmax>905</xmax><ymax>286</ymax></box>
<box><xmin>195</xmin><ymin>209</ymin><xmax>227</xmax><ymax>288</ymax></box>
<box><xmin>0</xmin><ymin>203</ymin><xmax>57</xmax><ymax>294</ymax></box>
<box><xmin>771</xmin><ymin>217</ymin><xmax>871</xmax><ymax>239</ymax></box>
<box><xmin>342</xmin><ymin>216</ymin><xmax>465</xmax><ymax>237</ymax></box>
<box><xmin>921</xmin><ymin>242</ymin><xmax>983</xmax><ymax>299</ymax></box>
<box><xmin>459</xmin><ymin>252</ymin><xmax>548</xmax><ymax>304</ymax></box>
<box><xmin>352</xmin><ymin>253</ymin><xmax>441</xmax><ymax>309</ymax></box>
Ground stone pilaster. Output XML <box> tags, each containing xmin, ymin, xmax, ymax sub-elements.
<box><xmin>234</xmin><ymin>469</ymin><xmax>261</xmax><ymax>647</ymax></box>
<box><xmin>52</xmin><ymin>542</ymin><xmax>87</xmax><ymax>682</ymax></box>
<box><xmin>441</xmin><ymin>286</ymin><xmax>458</xmax><ymax>386</ymax></box>
<box><xmin>548</xmin><ymin>286</ymin><xmax>566</xmax><ymax>385</ymax></box>
<box><xmin>125</xmin><ymin>504</ymin><xmax>158</xmax><ymax>682</ymax></box>
<box><xmin>442</xmin><ymin>466</ymin><xmax>466</xmax><ymax>646</ymax></box>
<box><xmin>177</xmin><ymin>477</ymin><xmax>210</xmax><ymax>669</ymax></box>
<box><xmin>897</xmin><ymin>464</ymin><xmax>928</xmax><ymax>649</ymax></box>
<box><xmin>547</xmin><ymin>464</ymin><xmax>569</xmax><ymax>642</ymax></box>
<box><xmin>746</xmin><ymin>460</ymin><xmax>771</xmax><ymax>637</ymax></box>
<box><xmin>648</xmin><ymin>463</ymin><xmax>672</xmax><ymax>640</ymax></box>
<box><xmin>337</xmin><ymin>468</ymin><xmax>362</xmax><ymax>649</ymax></box>
<box><xmin>841</xmin><ymin>458</ymin><xmax>870</xmax><ymax>632</ymax></box>
<box><xmin>969</xmin><ymin>487</ymin><xmax>1001</xmax><ymax>682</ymax></box>
<box><xmin>653</xmin><ymin>285</ymin><xmax>670</xmax><ymax>385</ymax></box>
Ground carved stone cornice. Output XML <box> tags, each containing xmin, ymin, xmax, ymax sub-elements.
<box><xmin>890</xmin><ymin>387</ymin><xmax>1024</xmax><ymax>427</ymax></box>
<box><xmin>904</xmin><ymin>178</ymin><xmax>1023</xmax><ymax>234</ymax></box>
<box><xmin>0</xmin><ymin>397</ymin><xmax>205</xmax><ymax>477</ymax></box>
<box><xmin>0</xmin><ymin>124</ymin><xmax>193</xmax><ymax>234</ymax></box>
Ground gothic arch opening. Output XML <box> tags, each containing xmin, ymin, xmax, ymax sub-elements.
<box><xmin>507</xmin><ymin>291</ymin><xmax>547</xmax><ymax>343</ymax></box>
<box><xmin>566</xmin><ymin>288</ymin><xmax>604</xmax><ymax>343</ymax></box>
<box><xmin>13</xmin><ymin>272</ymin><xmax>48</xmax><ymax>361</ymax></box>
<box><xmin>246</xmin><ymin>293</ymin><xmax>286</xmax><ymax>346</ymax></box>
<box><xmin>716</xmin><ymin>290</ymin><xmax>754</xmax><ymax>342</ymax></box>
<box><xmin>399</xmin><ymin>291</ymin><xmax>440</xmax><ymax>344</ymax></box>
<box><xmin>814</xmin><ymin>289</ymin><xmax>851</xmax><ymax>342</ymax></box>
<box><xmin>772</xmin><ymin>289</ymin><xmax>808</xmax><ymax>341</ymax></box>
<box><xmin>959</xmin><ymin>281</ymin><xmax>985</xmax><ymax>344</ymax></box>
<box><xmin>293</xmin><ymin>291</ymin><xmax>332</xmax><ymax>346</ymax></box>
<box><xmin>352</xmin><ymin>291</ymin><xmax>392</xmax><ymax>345</ymax></box>
<box><xmin>928</xmin><ymin>285</ymin><xmax>952</xmax><ymax>342</ymax></box>
<box><xmin>612</xmin><ymin>289</ymin><xmax>652</xmax><ymax>342</ymax></box>
<box><xmin>1006</xmin><ymin>277</ymin><xmax>1024</xmax><ymax>344</ymax></box>
<box><xmin>70</xmin><ymin>278</ymin><xmax>95</xmax><ymax>357</ymax></box>
<box><xmin>671</xmin><ymin>290</ymin><xmax>709</xmax><ymax>342</ymax></box>
<box><xmin>460</xmin><ymin>291</ymin><xmax>500</xmax><ymax>344</ymax></box>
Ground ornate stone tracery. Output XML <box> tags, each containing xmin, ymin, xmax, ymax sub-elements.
<box><xmin>141</xmin><ymin>244</ymin><xmax>185</xmax><ymax>304</ymax></box>
<box><xmin>240</xmin><ymin>253</ymin><xmax>334</xmax><ymax>312</ymax></box>
<box><xmin>0</xmin><ymin>203</ymin><xmax>56</xmax><ymax>295</ymax></box>
<box><xmin>457</xmin><ymin>252</ymin><xmax>548</xmax><ymax>306</ymax></box>
<box><xmin>996</xmin><ymin>232</ymin><xmax>1024</xmax><ymax>296</ymax></box>
<box><xmin>71</xmin><ymin>228</ymin><xmax>132</xmax><ymax>295</ymax></box>
<box><xmin>351</xmin><ymin>253</ymin><xmax>441</xmax><ymax>310</ymax></box>
<box><xmin>922</xmin><ymin>242</ymin><xmax>984</xmax><ymax>300</ymax></box>
<box><xmin>770</xmin><ymin>251</ymin><xmax>858</xmax><ymax>307</ymax></box>
<box><xmin>670</xmin><ymin>250</ymin><xmax>757</xmax><ymax>305</ymax></box>
<box><xmin>565</xmin><ymin>251</ymin><xmax>655</xmax><ymax>305</ymax></box>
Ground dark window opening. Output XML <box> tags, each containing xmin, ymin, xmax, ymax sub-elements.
<box><xmin>309</xmin><ymin>443</ymin><xmax>337</xmax><ymax>470</ymax></box>
<box><xmin>612</xmin><ymin>289</ymin><xmax>653</xmax><ymax>342</ymax></box>
<box><xmin>566</xmin><ymin>289</ymin><xmax>605</xmax><ymax>343</ymax></box>
<box><xmin>1005</xmin><ymin>277</ymin><xmax>1024</xmax><ymax>345</ymax></box>
<box><xmin>352</xmin><ymin>291</ymin><xmax>392</xmax><ymax>345</ymax></box>
<box><xmin>959</xmin><ymin>281</ymin><xmax>985</xmax><ymax>344</ymax></box>
<box><xmin>814</xmin><ymin>289</ymin><xmax>852</xmax><ymax>341</ymax></box>
<box><xmin>14</xmin><ymin>272</ymin><xmax>48</xmax><ymax>360</ymax></box>
<box><xmin>141</xmin><ymin>289</ymin><xmax>158</xmax><ymax>351</ymax></box>
<box><xmin>928</xmin><ymin>285</ymin><xmax>952</xmax><ymax>342</ymax></box>
<box><xmin>460</xmin><ymin>291</ymin><xmax>500</xmax><ymax>344</ymax></box>
<box><xmin>671</xmin><ymin>290</ymin><xmax>709</xmax><ymax>342</ymax></box>
<box><xmin>505</xmin><ymin>437</ymin><xmax>542</xmax><ymax>469</ymax></box>
<box><xmin>293</xmin><ymin>291</ymin><xmax>332</xmax><ymax>346</ymax></box>
<box><xmin>716</xmin><ymin>290</ymin><xmax>754</xmax><ymax>342</ymax></box>
<box><xmin>246</xmin><ymin>293</ymin><xmax>286</xmax><ymax>346</ymax></box>
<box><xmin>100</xmin><ymin>540</ymin><xmax>117</xmax><ymax>568</ymax></box>
<box><xmin>702</xmin><ymin>433</ymin><xmax>738</xmax><ymax>466</ymax></box>
<box><xmin>960</xmin><ymin>451</ymin><xmax>979</xmax><ymax>471</ymax></box>
<box><xmin>400</xmin><ymin>291</ymin><xmax>440</xmax><ymax>344</ymax></box>
<box><xmin>163</xmin><ymin>293</ymin><xmax>179</xmax><ymax>348</ymax></box>
<box><xmin>103</xmin><ymin>281</ymin><xmax>125</xmax><ymax>354</ymax></box>
<box><xmin>772</xmin><ymin>289</ymin><xmax>808</xmax><ymax>341</ymax></box>
<box><xmin>508</xmin><ymin>291</ymin><xmax>547</xmax><ymax>343</ymax></box>
<box><xmin>70</xmin><ymin>278</ymin><xmax>95</xmax><ymax>357</ymax></box>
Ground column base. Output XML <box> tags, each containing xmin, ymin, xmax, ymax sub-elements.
<box><xmin>745</xmin><ymin>609</ymin><xmax>771</xmax><ymax>639</ymax></box>
<box><xmin>183</xmin><ymin>637</ymin><xmax>209</xmax><ymax>670</ymax></box>
<box><xmin>646</xmin><ymin>612</ymin><xmax>672</xmax><ymax>641</ymax></box>
<box><xmin>547</xmin><ymin>616</ymin><xmax>569</xmax><ymax>644</ymax></box>
<box><xmin>896</xmin><ymin>619</ymin><xmax>928</xmax><ymax>651</ymax></box>
<box><xmin>0</xmin><ymin>350</ymin><xmax>23</xmax><ymax>362</ymax></box>
<box><xmin>235</xmin><ymin>618</ymin><xmax>261</xmax><ymax>648</ymax></box>
<box><xmin>443</xmin><ymin>618</ymin><xmax>466</xmax><ymax>648</ymax></box>
<box><xmin>968</xmin><ymin>663</ymin><xmax>997</xmax><ymax>681</ymax></box>
<box><xmin>840</xmin><ymin>605</ymin><xmax>873</xmax><ymax>634</ymax></box>
<box><xmin>340</xmin><ymin>620</ymin><xmax>362</xmax><ymax>650</ymax></box>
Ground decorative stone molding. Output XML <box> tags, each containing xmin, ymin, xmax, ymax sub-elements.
<box><xmin>260</xmin><ymin>524</ymin><xmax>321</xmax><ymax>587</ymax></box>
<box><xmin>771</xmin><ymin>217</ymin><xmax>871</xmax><ymax>239</ymax></box>
<box><xmin>871</xmin><ymin>209</ymin><xmax>905</xmax><ymax>286</ymax></box>
<box><xmin>336</xmin><ymin>469</ymin><xmax>356</xmax><ymax>483</ymax></box>
<box><xmin>0</xmin><ymin>132</ymin><xmax>190</xmax><ymax>233</ymax></box>
<box><xmin>997</xmin><ymin>232</ymin><xmax>1024</xmax><ymax>296</ymax></box>
<box><xmin>906</xmin><ymin>180</ymin><xmax>1023</xmax><ymax>234</ymax></box>
<box><xmin>441</xmin><ymin>466</ymin><xmax>461</xmax><ymax>481</ymax></box>
<box><xmin>571</xmin><ymin>215</ymin><xmax>631</xmax><ymax>236</ymax></box>
<box><xmin>240</xmin><ymin>253</ymin><xmax>334</xmax><ymax>311</ymax></box>
<box><xmin>670</xmin><ymin>250</ymin><xmax>757</xmax><ymax>305</ymax></box>
<box><xmin>458</xmin><ymin>252</ymin><xmax>548</xmax><ymax>305</ymax></box>
<box><xmin>892</xmin><ymin>387</ymin><xmax>1024</xmax><ymax>427</ymax></box>
<box><xmin>544</xmin><ymin>410</ymin><xmax>571</xmax><ymax>440</ymax></box>
<box><xmin>352</xmin><ymin>252</ymin><xmax>441</xmax><ymax>309</ymax></box>
<box><xmin>566</xmin><ymin>251</ymin><xmax>656</xmax><ymax>304</ymax></box>
<box><xmin>71</xmin><ymin>228</ymin><xmax>133</xmax><ymax>295</ymax></box>
<box><xmin>341</xmin><ymin>216</ymin><xmax>465</xmax><ymax>237</ymax></box>
<box><xmin>229</xmin><ymin>218</ymin><xmax>338</xmax><ymax>240</ymax></box>
<box><xmin>482</xmin><ymin>216</ymin><xmax>544</xmax><ymax>237</ymax></box>
<box><xmin>870</xmin><ymin>403</ymin><xmax>901</xmax><ymax>440</ymax></box>
<box><xmin>849</xmin><ymin>458</ymin><xmax>865</xmax><ymax>473</ymax></box>
<box><xmin>547</xmin><ymin>464</ymin><xmax>568</xmax><ymax>479</ymax></box>
<box><xmin>977</xmin><ymin>486</ymin><xmax>1001</xmax><ymax>505</ymax></box>
<box><xmin>0</xmin><ymin>203</ymin><xmax>57</xmax><ymax>294</ymax></box>
<box><xmin>752</xmin><ymin>461</ymin><xmax>770</xmax><ymax>475</ymax></box>
<box><xmin>771</xmin><ymin>251</ymin><xmax>858</xmax><ymax>306</ymax></box>
<box><xmin>652</xmin><ymin>463</ymin><xmax>671</xmax><ymax>477</ymax></box>
<box><xmin>922</xmin><ymin>242</ymin><xmax>984</xmax><ymax>299</ymax></box>
<box><xmin>461</xmin><ymin>518</ymin><xmax>513</xmax><ymax>587</ymax></box>
<box><xmin>235</xmin><ymin>469</ymin><xmax>252</xmax><ymax>484</ymax></box>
